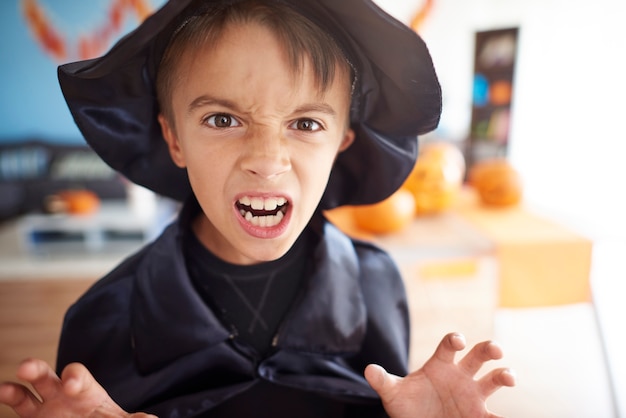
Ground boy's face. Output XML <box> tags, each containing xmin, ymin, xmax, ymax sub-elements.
<box><xmin>159</xmin><ymin>21</ymin><xmax>354</xmax><ymax>265</ymax></box>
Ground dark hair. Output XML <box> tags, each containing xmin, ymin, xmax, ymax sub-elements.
<box><xmin>156</xmin><ymin>0</ymin><xmax>354</xmax><ymax>123</ymax></box>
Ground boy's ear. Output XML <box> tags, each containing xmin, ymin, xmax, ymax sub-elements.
<box><xmin>158</xmin><ymin>114</ymin><xmax>186</xmax><ymax>168</ymax></box>
<box><xmin>339</xmin><ymin>128</ymin><xmax>355</xmax><ymax>153</ymax></box>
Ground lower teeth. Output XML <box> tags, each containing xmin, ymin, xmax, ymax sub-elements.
<box><xmin>240</xmin><ymin>210</ymin><xmax>284</xmax><ymax>227</ymax></box>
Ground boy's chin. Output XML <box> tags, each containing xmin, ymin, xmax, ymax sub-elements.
<box><xmin>238</xmin><ymin>244</ymin><xmax>293</xmax><ymax>264</ymax></box>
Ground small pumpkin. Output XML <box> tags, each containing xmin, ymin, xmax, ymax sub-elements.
<box><xmin>58</xmin><ymin>190</ymin><xmax>101</xmax><ymax>214</ymax></box>
<box><xmin>352</xmin><ymin>187</ymin><xmax>416</xmax><ymax>234</ymax></box>
<box><xmin>402</xmin><ymin>142</ymin><xmax>466</xmax><ymax>215</ymax></box>
<box><xmin>468</xmin><ymin>158</ymin><xmax>522</xmax><ymax>207</ymax></box>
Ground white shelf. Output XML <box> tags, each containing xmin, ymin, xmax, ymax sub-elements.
<box><xmin>0</xmin><ymin>199</ymin><xmax>177</xmax><ymax>280</ymax></box>
<box><xmin>17</xmin><ymin>201</ymin><xmax>161</xmax><ymax>254</ymax></box>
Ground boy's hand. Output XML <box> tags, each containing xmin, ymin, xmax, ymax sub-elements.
<box><xmin>0</xmin><ymin>359</ymin><xmax>156</xmax><ymax>418</ymax></box>
<box><xmin>365</xmin><ymin>333</ymin><xmax>515</xmax><ymax>418</ymax></box>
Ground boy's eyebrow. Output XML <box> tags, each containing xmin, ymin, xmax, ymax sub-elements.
<box><xmin>292</xmin><ymin>103</ymin><xmax>337</xmax><ymax>119</ymax></box>
<box><xmin>187</xmin><ymin>95</ymin><xmax>238</xmax><ymax>115</ymax></box>
<box><xmin>187</xmin><ymin>95</ymin><xmax>337</xmax><ymax>119</ymax></box>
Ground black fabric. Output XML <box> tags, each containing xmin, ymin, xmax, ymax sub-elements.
<box><xmin>56</xmin><ymin>200</ymin><xmax>410</xmax><ymax>417</ymax></box>
<box><xmin>57</xmin><ymin>0</ymin><xmax>441</xmax><ymax>207</ymax></box>
<box><xmin>185</xmin><ymin>223</ymin><xmax>311</xmax><ymax>355</ymax></box>
<box><xmin>204</xmin><ymin>380</ymin><xmax>386</xmax><ymax>418</ymax></box>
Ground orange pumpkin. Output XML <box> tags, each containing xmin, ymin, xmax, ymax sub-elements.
<box><xmin>402</xmin><ymin>142</ymin><xmax>466</xmax><ymax>215</ymax></box>
<box><xmin>468</xmin><ymin>158</ymin><xmax>522</xmax><ymax>207</ymax></box>
<box><xmin>324</xmin><ymin>205</ymin><xmax>375</xmax><ymax>241</ymax></box>
<box><xmin>58</xmin><ymin>190</ymin><xmax>101</xmax><ymax>214</ymax></box>
<box><xmin>352</xmin><ymin>187</ymin><xmax>416</xmax><ymax>234</ymax></box>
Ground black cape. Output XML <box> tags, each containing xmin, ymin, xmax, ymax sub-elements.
<box><xmin>56</xmin><ymin>205</ymin><xmax>410</xmax><ymax>417</ymax></box>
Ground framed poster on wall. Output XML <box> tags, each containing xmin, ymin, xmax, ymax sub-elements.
<box><xmin>466</xmin><ymin>27</ymin><xmax>519</xmax><ymax>169</ymax></box>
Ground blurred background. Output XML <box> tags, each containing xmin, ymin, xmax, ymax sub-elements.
<box><xmin>0</xmin><ymin>0</ymin><xmax>624</xmax><ymax>417</ymax></box>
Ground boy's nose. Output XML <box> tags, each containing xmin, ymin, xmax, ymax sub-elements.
<box><xmin>240</xmin><ymin>131</ymin><xmax>291</xmax><ymax>179</ymax></box>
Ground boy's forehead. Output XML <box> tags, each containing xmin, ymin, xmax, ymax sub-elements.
<box><xmin>174</xmin><ymin>22</ymin><xmax>352</xmax><ymax>101</ymax></box>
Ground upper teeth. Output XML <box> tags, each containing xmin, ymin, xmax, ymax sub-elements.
<box><xmin>239</xmin><ymin>196</ymin><xmax>287</xmax><ymax>211</ymax></box>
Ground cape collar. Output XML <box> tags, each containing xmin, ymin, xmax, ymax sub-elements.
<box><xmin>130</xmin><ymin>200</ymin><xmax>366</xmax><ymax>374</ymax></box>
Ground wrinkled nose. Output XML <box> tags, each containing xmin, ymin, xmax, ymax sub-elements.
<box><xmin>240</xmin><ymin>130</ymin><xmax>291</xmax><ymax>179</ymax></box>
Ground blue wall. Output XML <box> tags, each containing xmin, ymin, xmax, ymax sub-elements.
<box><xmin>0</xmin><ymin>0</ymin><xmax>165</xmax><ymax>144</ymax></box>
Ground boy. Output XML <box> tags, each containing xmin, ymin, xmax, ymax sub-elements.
<box><xmin>0</xmin><ymin>0</ymin><xmax>514</xmax><ymax>416</ymax></box>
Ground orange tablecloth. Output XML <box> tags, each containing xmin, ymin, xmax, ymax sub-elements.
<box><xmin>453</xmin><ymin>190</ymin><xmax>592</xmax><ymax>308</ymax></box>
<box><xmin>326</xmin><ymin>188</ymin><xmax>592</xmax><ymax>308</ymax></box>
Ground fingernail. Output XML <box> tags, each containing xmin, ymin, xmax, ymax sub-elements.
<box><xmin>505</xmin><ymin>368</ymin><xmax>517</xmax><ymax>384</ymax></box>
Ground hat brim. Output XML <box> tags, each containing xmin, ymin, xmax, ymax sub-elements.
<box><xmin>58</xmin><ymin>0</ymin><xmax>441</xmax><ymax>208</ymax></box>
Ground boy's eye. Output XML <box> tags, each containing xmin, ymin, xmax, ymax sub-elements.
<box><xmin>291</xmin><ymin>119</ymin><xmax>321</xmax><ymax>132</ymax></box>
<box><xmin>205</xmin><ymin>113</ymin><xmax>241</xmax><ymax>128</ymax></box>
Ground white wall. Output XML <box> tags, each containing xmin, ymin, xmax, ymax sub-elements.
<box><xmin>374</xmin><ymin>0</ymin><xmax>626</xmax><ymax>241</ymax></box>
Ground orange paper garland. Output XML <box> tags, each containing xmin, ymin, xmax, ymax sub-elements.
<box><xmin>410</xmin><ymin>0</ymin><xmax>434</xmax><ymax>33</ymax></box>
<box><xmin>21</xmin><ymin>0</ymin><xmax>154</xmax><ymax>62</ymax></box>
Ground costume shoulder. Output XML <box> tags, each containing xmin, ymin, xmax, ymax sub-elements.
<box><xmin>325</xmin><ymin>221</ymin><xmax>411</xmax><ymax>376</ymax></box>
<box><xmin>55</xmin><ymin>222</ymin><xmax>176</xmax><ymax>374</ymax></box>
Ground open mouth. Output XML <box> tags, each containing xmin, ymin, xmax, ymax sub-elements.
<box><xmin>236</xmin><ymin>196</ymin><xmax>289</xmax><ymax>228</ymax></box>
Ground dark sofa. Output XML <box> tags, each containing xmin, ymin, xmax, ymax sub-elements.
<box><xmin>0</xmin><ymin>140</ymin><xmax>127</xmax><ymax>221</ymax></box>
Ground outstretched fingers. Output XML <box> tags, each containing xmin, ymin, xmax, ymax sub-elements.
<box><xmin>479</xmin><ymin>367</ymin><xmax>516</xmax><ymax>397</ymax></box>
<box><xmin>0</xmin><ymin>358</ymin><xmax>65</xmax><ymax>417</ymax></box>
<box><xmin>16</xmin><ymin>358</ymin><xmax>63</xmax><ymax>402</ymax></box>
<box><xmin>457</xmin><ymin>339</ymin><xmax>516</xmax><ymax>397</ymax></box>
<box><xmin>61</xmin><ymin>362</ymin><xmax>157</xmax><ymax>417</ymax></box>
<box><xmin>1</xmin><ymin>360</ymin><xmax>150</xmax><ymax>418</ymax></box>
<box><xmin>364</xmin><ymin>364</ymin><xmax>400</xmax><ymax>395</ymax></box>
<box><xmin>432</xmin><ymin>332</ymin><xmax>467</xmax><ymax>364</ymax></box>
<box><xmin>0</xmin><ymin>381</ymin><xmax>42</xmax><ymax>417</ymax></box>
<box><xmin>458</xmin><ymin>340</ymin><xmax>504</xmax><ymax>376</ymax></box>
<box><xmin>60</xmin><ymin>362</ymin><xmax>102</xmax><ymax>397</ymax></box>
